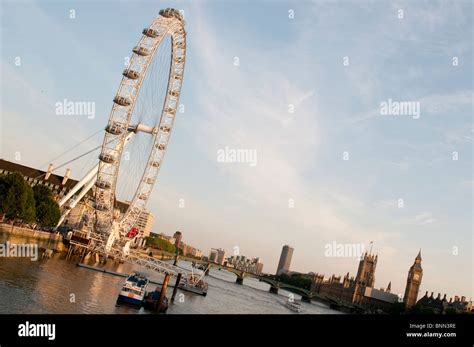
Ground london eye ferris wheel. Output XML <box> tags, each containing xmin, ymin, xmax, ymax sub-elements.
<box><xmin>92</xmin><ymin>8</ymin><xmax>187</xmax><ymax>251</ymax></box>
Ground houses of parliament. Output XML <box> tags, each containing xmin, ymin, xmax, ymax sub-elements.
<box><xmin>310</xmin><ymin>250</ymin><xmax>471</xmax><ymax>313</ymax></box>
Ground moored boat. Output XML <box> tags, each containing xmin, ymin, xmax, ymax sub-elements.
<box><xmin>178</xmin><ymin>270</ymin><xmax>208</xmax><ymax>296</ymax></box>
<box><xmin>117</xmin><ymin>272</ymin><xmax>149</xmax><ymax>306</ymax></box>
<box><xmin>143</xmin><ymin>287</ymin><xmax>169</xmax><ymax>313</ymax></box>
<box><xmin>285</xmin><ymin>300</ymin><xmax>302</xmax><ymax>313</ymax></box>
<box><xmin>179</xmin><ymin>277</ymin><xmax>208</xmax><ymax>296</ymax></box>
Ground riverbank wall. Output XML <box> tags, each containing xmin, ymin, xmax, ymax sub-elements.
<box><xmin>0</xmin><ymin>223</ymin><xmax>67</xmax><ymax>252</ymax></box>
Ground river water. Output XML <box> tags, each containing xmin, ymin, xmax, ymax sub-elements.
<box><xmin>0</xmin><ymin>233</ymin><xmax>339</xmax><ymax>314</ymax></box>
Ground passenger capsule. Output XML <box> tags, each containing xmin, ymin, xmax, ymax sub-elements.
<box><xmin>94</xmin><ymin>202</ymin><xmax>109</xmax><ymax>211</ymax></box>
<box><xmin>143</xmin><ymin>28</ymin><xmax>160</xmax><ymax>38</ymax></box>
<box><xmin>159</xmin><ymin>8</ymin><xmax>183</xmax><ymax>21</ymax></box>
<box><xmin>99</xmin><ymin>153</ymin><xmax>116</xmax><ymax>164</ymax></box>
<box><xmin>123</xmin><ymin>69</ymin><xmax>140</xmax><ymax>80</ymax></box>
<box><xmin>160</xmin><ymin>125</ymin><xmax>171</xmax><ymax>132</ymax></box>
<box><xmin>105</xmin><ymin>122</ymin><xmax>125</xmax><ymax>135</ymax></box>
<box><xmin>113</xmin><ymin>96</ymin><xmax>131</xmax><ymax>107</ymax></box>
<box><xmin>95</xmin><ymin>180</ymin><xmax>112</xmax><ymax>189</ymax></box>
<box><xmin>133</xmin><ymin>46</ymin><xmax>151</xmax><ymax>56</ymax></box>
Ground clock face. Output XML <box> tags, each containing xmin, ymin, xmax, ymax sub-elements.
<box><xmin>414</xmin><ymin>274</ymin><xmax>420</xmax><ymax>281</ymax></box>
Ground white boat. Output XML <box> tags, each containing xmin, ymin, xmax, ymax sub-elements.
<box><xmin>179</xmin><ymin>275</ymin><xmax>208</xmax><ymax>296</ymax></box>
<box><xmin>178</xmin><ymin>265</ymin><xmax>208</xmax><ymax>296</ymax></box>
<box><xmin>285</xmin><ymin>300</ymin><xmax>302</xmax><ymax>313</ymax></box>
<box><xmin>117</xmin><ymin>272</ymin><xmax>149</xmax><ymax>306</ymax></box>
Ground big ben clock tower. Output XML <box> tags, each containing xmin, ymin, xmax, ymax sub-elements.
<box><xmin>403</xmin><ymin>250</ymin><xmax>423</xmax><ymax>308</ymax></box>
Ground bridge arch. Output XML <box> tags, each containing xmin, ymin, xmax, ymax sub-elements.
<box><xmin>205</xmin><ymin>264</ymin><xmax>313</xmax><ymax>301</ymax></box>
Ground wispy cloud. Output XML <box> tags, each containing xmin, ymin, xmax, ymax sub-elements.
<box><xmin>411</xmin><ymin>212</ymin><xmax>437</xmax><ymax>226</ymax></box>
<box><xmin>1</xmin><ymin>1</ymin><xmax>471</xmax><ymax>298</ymax></box>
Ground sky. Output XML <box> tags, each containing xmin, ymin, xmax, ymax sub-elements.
<box><xmin>0</xmin><ymin>0</ymin><xmax>472</xmax><ymax>300</ymax></box>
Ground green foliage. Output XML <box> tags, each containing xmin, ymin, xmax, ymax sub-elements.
<box><xmin>389</xmin><ymin>301</ymin><xmax>406</xmax><ymax>314</ymax></box>
<box><xmin>0</xmin><ymin>173</ymin><xmax>60</xmax><ymax>228</ymax></box>
<box><xmin>0</xmin><ymin>172</ymin><xmax>36</xmax><ymax>223</ymax></box>
<box><xmin>145</xmin><ymin>236</ymin><xmax>176</xmax><ymax>253</ymax></box>
<box><xmin>36</xmin><ymin>200</ymin><xmax>60</xmax><ymax>227</ymax></box>
<box><xmin>33</xmin><ymin>185</ymin><xmax>60</xmax><ymax>227</ymax></box>
<box><xmin>444</xmin><ymin>308</ymin><xmax>458</xmax><ymax>314</ymax></box>
<box><xmin>24</xmin><ymin>186</ymin><xmax>36</xmax><ymax>223</ymax></box>
<box><xmin>33</xmin><ymin>184</ymin><xmax>53</xmax><ymax>205</ymax></box>
<box><xmin>0</xmin><ymin>175</ymin><xmax>9</xmax><ymax>201</ymax></box>
<box><xmin>409</xmin><ymin>304</ymin><xmax>436</xmax><ymax>314</ymax></box>
<box><xmin>0</xmin><ymin>174</ymin><xmax>10</xmax><ymax>217</ymax></box>
<box><xmin>276</xmin><ymin>272</ymin><xmax>312</xmax><ymax>290</ymax></box>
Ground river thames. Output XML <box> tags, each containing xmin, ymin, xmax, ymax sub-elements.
<box><xmin>0</xmin><ymin>233</ymin><xmax>339</xmax><ymax>314</ymax></box>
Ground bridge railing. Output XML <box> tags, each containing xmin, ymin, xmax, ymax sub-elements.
<box><xmin>109</xmin><ymin>247</ymin><xmax>191</xmax><ymax>278</ymax></box>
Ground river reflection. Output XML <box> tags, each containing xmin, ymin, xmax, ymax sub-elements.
<box><xmin>0</xmin><ymin>233</ymin><xmax>339</xmax><ymax>314</ymax></box>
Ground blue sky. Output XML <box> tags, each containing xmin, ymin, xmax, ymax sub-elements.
<box><xmin>0</xmin><ymin>0</ymin><xmax>472</xmax><ymax>299</ymax></box>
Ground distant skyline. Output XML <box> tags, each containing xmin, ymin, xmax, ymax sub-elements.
<box><xmin>0</xmin><ymin>1</ymin><xmax>472</xmax><ymax>299</ymax></box>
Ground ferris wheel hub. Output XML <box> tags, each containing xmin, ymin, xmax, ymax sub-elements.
<box><xmin>130</xmin><ymin>123</ymin><xmax>157</xmax><ymax>135</ymax></box>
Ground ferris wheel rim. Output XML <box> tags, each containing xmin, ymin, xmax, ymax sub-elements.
<box><xmin>93</xmin><ymin>8</ymin><xmax>186</xmax><ymax>240</ymax></box>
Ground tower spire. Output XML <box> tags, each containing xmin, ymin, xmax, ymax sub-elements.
<box><xmin>404</xmin><ymin>249</ymin><xmax>423</xmax><ymax>308</ymax></box>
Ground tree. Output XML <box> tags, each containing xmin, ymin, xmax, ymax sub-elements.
<box><xmin>276</xmin><ymin>272</ymin><xmax>312</xmax><ymax>290</ymax></box>
<box><xmin>389</xmin><ymin>301</ymin><xmax>406</xmax><ymax>314</ymax></box>
<box><xmin>24</xmin><ymin>185</ymin><xmax>36</xmax><ymax>223</ymax></box>
<box><xmin>36</xmin><ymin>200</ymin><xmax>60</xmax><ymax>228</ymax></box>
<box><xmin>0</xmin><ymin>175</ymin><xmax>9</xmax><ymax>201</ymax></box>
<box><xmin>145</xmin><ymin>236</ymin><xmax>177</xmax><ymax>254</ymax></box>
<box><xmin>444</xmin><ymin>308</ymin><xmax>458</xmax><ymax>314</ymax></box>
<box><xmin>409</xmin><ymin>304</ymin><xmax>435</xmax><ymax>314</ymax></box>
<box><xmin>33</xmin><ymin>184</ymin><xmax>53</xmax><ymax>205</ymax></box>
<box><xmin>0</xmin><ymin>175</ymin><xmax>9</xmax><ymax>218</ymax></box>
<box><xmin>33</xmin><ymin>185</ymin><xmax>60</xmax><ymax>227</ymax></box>
<box><xmin>0</xmin><ymin>172</ymin><xmax>36</xmax><ymax>223</ymax></box>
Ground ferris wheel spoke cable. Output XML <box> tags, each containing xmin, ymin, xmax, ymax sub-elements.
<box><xmin>41</xmin><ymin>127</ymin><xmax>104</xmax><ymax>168</ymax></box>
<box><xmin>26</xmin><ymin>127</ymin><xmax>104</xmax><ymax>180</ymax></box>
<box><xmin>117</xmin><ymin>38</ymin><xmax>170</xmax><ymax>204</ymax></box>
<box><xmin>34</xmin><ymin>136</ymin><xmax>119</xmax><ymax>180</ymax></box>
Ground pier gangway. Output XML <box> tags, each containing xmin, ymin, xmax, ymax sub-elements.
<box><xmin>106</xmin><ymin>247</ymin><xmax>188</xmax><ymax>279</ymax></box>
<box><xmin>72</xmin><ymin>237</ymin><xmax>195</xmax><ymax>287</ymax></box>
